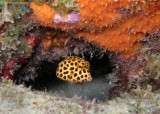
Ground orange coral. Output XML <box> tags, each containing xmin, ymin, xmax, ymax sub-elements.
<box><xmin>30</xmin><ymin>1</ymin><xmax>160</xmax><ymax>57</ymax></box>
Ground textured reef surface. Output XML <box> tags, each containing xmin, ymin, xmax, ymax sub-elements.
<box><xmin>0</xmin><ymin>0</ymin><xmax>160</xmax><ymax>113</ymax></box>
<box><xmin>1</xmin><ymin>80</ymin><xmax>160</xmax><ymax>113</ymax></box>
<box><xmin>30</xmin><ymin>0</ymin><xmax>160</xmax><ymax>56</ymax></box>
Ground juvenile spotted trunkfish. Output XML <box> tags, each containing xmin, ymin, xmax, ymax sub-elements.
<box><xmin>56</xmin><ymin>56</ymin><xmax>92</xmax><ymax>83</ymax></box>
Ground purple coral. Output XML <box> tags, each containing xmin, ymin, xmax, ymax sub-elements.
<box><xmin>54</xmin><ymin>11</ymin><xmax>80</xmax><ymax>24</ymax></box>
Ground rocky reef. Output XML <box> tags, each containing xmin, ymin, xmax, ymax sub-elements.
<box><xmin>1</xmin><ymin>79</ymin><xmax>160</xmax><ymax>113</ymax></box>
<box><xmin>0</xmin><ymin>0</ymin><xmax>160</xmax><ymax>113</ymax></box>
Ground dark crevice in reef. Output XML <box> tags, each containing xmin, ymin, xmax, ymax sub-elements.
<box><xmin>14</xmin><ymin>50</ymin><xmax>115</xmax><ymax>101</ymax></box>
<box><xmin>13</xmin><ymin>27</ymin><xmax>117</xmax><ymax>101</ymax></box>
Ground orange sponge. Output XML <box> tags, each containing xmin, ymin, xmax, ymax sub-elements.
<box><xmin>75</xmin><ymin>0</ymin><xmax>160</xmax><ymax>56</ymax></box>
<box><xmin>30</xmin><ymin>1</ymin><xmax>160</xmax><ymax>57</ymax></box>
<box><xmin>30</xmin><ymin>2</ymin><xmax>55</xmax><ymax>25</ymax></box>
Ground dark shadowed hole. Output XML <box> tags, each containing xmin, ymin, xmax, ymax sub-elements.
<box><xmin>18</xmin><ymin>52</ymin><xmax>115</xmax><ymax>102</ymax></box>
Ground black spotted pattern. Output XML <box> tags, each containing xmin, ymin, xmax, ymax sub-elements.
<box><xmin>56</xmin><ymin>56</ymin><xmax>92</xmax><ymax>83</ymax></box>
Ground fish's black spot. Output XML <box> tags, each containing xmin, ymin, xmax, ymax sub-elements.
<box><xmin>75</xmin><ymin>62</ymin><xmax>77</xmax><ymax>66</ymax></box>
<box><xmin>74</xmin><ymin>73</ymin><xmax>78</xmax><ymax>77</ymax></box>
<box><xmin>60</xmin><ymin>74</ymin><xmax>63</xmax><ymax>77</ymax></box>
<box><xmin>68</xmin><ymin>61</ymin><xmax>71</xmax><ymax>63</ymax></box>
<box><xmin>66</xmin><ymin>64</ymin><xmax>69</xmax><ymax>67</ymax></box>
<box><xmin>71</xmin><ymin>63</ymin><xmax>74</xmax><ymax>65</ymax></box>
<box><xmin>75</xmin><ymin>68</ymin><xmax>78</xmax><ymax>71</ymax></box>
<box><xmin>72</xmin><ymin>59</ymin><xmax>75</xmax><ymax>61</ymax></box>
<box><xmin>70</xmin><ymin>67</ymin><xmax>74</xmax><ymax>70</ymax></box>
<box><xmin>79</xmin><ymin>70</ymin><xmax>82</xmax><ymax>74</ymax></box>
<box><xmin>60</xmin><ymin>69</ymin><xmax>62</xmax><ymax>72</ymax></box>
<box><xmin>77</xmin><ymin>77</ymin><xmax>80</xmax><ymax>80</ymax></box>
<box><xmin>64</xmin><ymin>71</ymin><xmax>69</xmax><ymax>74</ymax></box>
<box><xmin>64</xmin><ymin>61</ymin><xmax>67</xmax><ymax>64</ymax></box>
<box><xmin>81</xmin><ymin>75</ymin><xmax>83</xmax><ymax>78</ymax></box>
<box><xmin>85</xmin><ymin>74</ymin><xmax>87</xmax><ymax>77</ymax></box>
<box><xmin>79</xmin><ymin>66</ymin><xmax>82</xmax><ymax>68</ymax></box>
<box><xmin>68</xmin><ymin>75</ymin><xmax>72</xmax><ymax>79</ymax></box>
<box><xmin>83</xmin><ymin>70</ymin><xmax>86</xmax><ymax>73</ymax></box>
<box><xmin>63</xmin><ymin>76</ymin><xmax>66</xmax><ymax>79</ymax></box>
<box><xmin>63</xmin><ymin>67</ymin><xmax>67</xmax><ymax>70</ymax></box>
<box><xmin>60</xmin><ymin>64</ymin><xmax>63</xmax><ymax>67</ymax></box>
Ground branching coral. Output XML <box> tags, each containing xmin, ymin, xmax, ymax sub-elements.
<box><xmin>30</xmin><ymin>0</ymin><xmax>160</xmax><ymax>57</ymax></box>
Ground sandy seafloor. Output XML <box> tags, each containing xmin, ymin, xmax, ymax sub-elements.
<box><xmin>47</xmin><ymin>74</ymin><xmax>111</xmax><ymax>101</ymax></box>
